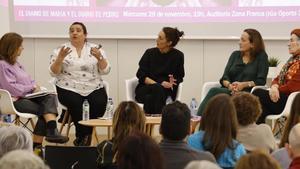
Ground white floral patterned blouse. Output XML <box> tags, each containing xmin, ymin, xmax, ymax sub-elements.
<box><xmin>49</xmin><ymin>42</ymin><xmax>110</xmax><ymax>96</ymax></box>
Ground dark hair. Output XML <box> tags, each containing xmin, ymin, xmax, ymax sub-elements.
<box><xmin>232</xmin><ymin>92</ymin><xmax>262</xmax><ymax>126</ymax></box>
<box><xmin>0</xmin><ymin>32</ymin><xmax>23</xmax><ymax>65</ymax></box>
<box><xmin>117</xmin><ymin>131</ymin><xmax>164</xmax><ymax>169</ymax></box>
<box><xmin>279</xmin><ymin>93</ymin><xmax>300</xmax><ymax>148</ymax></box>
<box><xmin>162</xmin><ymin>27</ymin><xmax>184</xmax><ymax>47</ymax></box>
<box><xmin>200</xmin><ymin>94</ymin><xmax>238</xmax><ymax>159</ymax></box>
<box><xmin>243</xmin><ymin>28</ymin><xmax>265</xmax><ymax>61</ymax></box>
<box><xmin>160</xmin><ymin>101</ymin><xmax>191</xmax><ymax>140</ymax></box>
<box><xmin>70</xmin><ymin>22</ymin><xmax>88</xmax><ymax>35</ymax></box>
<box><xmin>112</xmin><ymin>101</ymin><xmax>145</xmax><ymax>152</ymax></box>
<box><xmin>235</xmin><ymin>151</ymin><xmax>280</xmax><ymax>169</ymax></box>
<box><xmin>291</xmin><ymin>29</ymin><xmax>300</xmax><ymax>38</ymax></box>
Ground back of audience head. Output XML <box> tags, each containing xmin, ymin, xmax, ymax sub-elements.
<box><xmin>184</xmin><ymin>160</ymin><xmax>221</xmax><ymax>169</ymax></box>
<box><xmin>116</xmin><ymin>131</ymin><xmax>164</xmax><ymax>169</ymax></box>
<box><xmin>232</xmin><ymin>92</ymin><xmax>262</xmax><ymax>126</ymax></box>
<box><xmin>160</xmin><ymin>101</ymin><xmax>191</xmax><ymax>141</ymax></box>
<box><xmin>286</xmin><ymin>123</ymin><xmax>300</xmax><ymax>159</ymax></box>
<box><xmin>0</xmin><ymin>150</ymin><xmax>49</xmax><ymax>169</ymax></box>
<box><xmin>200</xmin><ymin>94</ymin><xmax>238</xmax><ymax>159</ymax></box>
<box><xmin>279</xmin><ymin>93</ymin><xmax>300</xmax><ymax>148</ymax></box>
<box><xmin>0</xmin><ymin>125</ymin><xmax>33</xmax><ymax>158</ymax></box>
<box><xmin>235</xmin><ymin>151</ymin><xmax>280</xmax><ymax>169</ymax></box>
<box><xmin>112</xmin><ymin>101</ymin><xmax>145</xmax><ymax>152</ymax></box>
<box><xmin>162</xmin><ymin>27</ymin><xmax>184</xmax><ymax>47</ymax></box>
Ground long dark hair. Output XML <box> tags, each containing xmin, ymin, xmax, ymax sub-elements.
<box><xmin>243</xmin><ymin>28</ymin><xmax>265</xmax><ymax>61</ymax></box>
<box><xmin>279</xmin><ymin>93</ymin><xmax>300</xmax><ymax>148</ymax></box>
<box><xmin>200</xmin><ymin>94</ymin><xmax>238</xmax><ymax>159</ymax></box>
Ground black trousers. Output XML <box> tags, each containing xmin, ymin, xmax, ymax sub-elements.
<box><xmin>135</xmin><ymin>83</ymin><xmax>170</xmax><ymax>114</ymax></box>
<box><xmin>56</xmin><ymin>86</ymin><xmax>107</xmax><ymax>138</ymax></box>
<box><xmin>14</xmin><ymin>94</ymin><xmax>58</xmax><ymax>136</ymax></box>
<box><xmin>252</xmin><ymin>89</ymin><xmax>288</xmax><ymax>124</ymax></box>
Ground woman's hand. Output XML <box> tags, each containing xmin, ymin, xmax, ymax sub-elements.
<box><xmin>57</xmin><ymin>46</ymin><xmax>72</xmax><ymax>61</ymax></box>
<box><xmin>269</xmin><ymin>85</ymin><xmax>280</xmax><ymax>102</ymax></box>
<box><xmin>90</xmin><ymin>47</ymin><xmax>103</xmax><ymax>61</ymax></box>
<box><xmin>33</xmin><ymin>84</ymin><xmax>41</xmax><ymax>93</ymax></box>
<box><xmin>161</xmin><ymin>81</ymin><xmax>174</xmax><ymax>90</ymax></box>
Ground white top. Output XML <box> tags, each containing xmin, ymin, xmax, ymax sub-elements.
<box><xmin>49</xmin><ymin>42</ymin><xmax>110</xmax><ymax>96</ymax></box>
<box><xmin>237</xmin><ymin>123</ymin><xmax>278</xmax><ymax>152</ymax></box>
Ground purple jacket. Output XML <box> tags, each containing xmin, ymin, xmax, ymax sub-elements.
<box><xmin>0</xmin><ymin>60</ymin><xmax>35</xmax><ymax>97</ymax></box>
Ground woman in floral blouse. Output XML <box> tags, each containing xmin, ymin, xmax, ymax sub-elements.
<box><xmin>50</xmin><ymin>22</ymin><xmax>111</xmax><ymax>146</ymax></box>
<box><xmin>253</xmin><ymin>29</ymin><xmax>300</xmax><ymax>123</ymax></box>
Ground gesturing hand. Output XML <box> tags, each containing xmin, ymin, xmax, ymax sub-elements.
<box><xmin>168</xmin><ymin>74</ymin><xmax>177</xmax><ymax>87</ymax></box>
<box><xmin>90</xmin><ymin>47</ymin><xmax>103</xmax><ymax>61</ymax></box>
<box><xmin>58</xmin><ymin>46</ymin><xmax>72</xmax><ymax>60</ymax></box>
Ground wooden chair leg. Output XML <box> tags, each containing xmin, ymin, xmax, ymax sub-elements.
<box><xmin>66</xmin><ymin>115</ymin><xmax>72</xmax><ymax>137</ymax></box>
<box><xmin>59</xmin><ymin>110</ymin><xmax>69</xmax><ymax>134</ymax></box>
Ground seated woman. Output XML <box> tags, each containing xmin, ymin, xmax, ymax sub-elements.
<box><xmin>135</xmin><ymin>27</ymin><xmax>185</xmax><ymax>114</ymax></box>
<box><xmin>197</xmin><ymin>28</ymin><xmax>269</xmax><ymax>116</ymax></box>
<box><xmin>253</xmin><ymin>29</ymin><xmax>300</xmax><ymax>124</ymax></box>
<box><xmin>96</xmin><ymin>101</ymin><xmax>145</xmax><ymax>169</ymax></box>
<box><xmin>49</xmin><ymin>22</ymin><xmax>111</xmax><ymax>146</ymax></box>
<box><xmin>0</xmin><ymin>32</ymin><xmax>68</xmax><ymax>147</ymax></box>
<box><xmin>116</xmin><ymin>131</ymin><xmax>164</xmax><ymax>169</ymax></box>
<box><xmin>232</xmin><ymin>92</ymin><xmax>277</xmax><ymax>153</ymax></box>
<box><xmin>188</xmin><ymin>94</ymin><xmax>246</xmax><ymax>168</ymax></box>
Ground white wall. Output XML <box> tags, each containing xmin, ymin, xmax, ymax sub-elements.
<box><xmin>18</xmin><ymin>37</ymin><xmax>289</xmax><ymax>106</ymax></box>
<box><xmin>0</xmin><ymin>4</ymin><xmax>9</xmax><ymax>36</ymax></box>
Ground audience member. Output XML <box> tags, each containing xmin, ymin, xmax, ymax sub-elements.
<box><xmin>234</xmin><ymin>151</ymin><xmax>281</xmax><ymax>169</ymax></box>
<box><xmin>116</xmin><ymin>131</ymin><xmax>164</xmax><ymax>169</ymax></box>
<box><xmin>135</xmin><ymin>27</ymin><xmax>185</xmax><ymax>114</ymax></box>
<box><xmin>197</xmin><ymin>28</ymin><xmax>268</xmax><ymax>116</ymax></box>
<box><xmin>96</xmin><ymin>101</ymin><xmax>145</xmax><ymax>168</ymax></box>
<box><xmin>0</xmin><ymin>32</ymin><xmax>68</xmax><ymax>147</ymax></box>
<box><xmin>0</xmin><ymin>125</ymin><xmax>32</xmax><ymax>158</ymax></box>
<box><xmin>184</xmin><ymin>160</ymin><xmax>221</xmax><ymax>169</ymax></box>
<box><xmin>286</xmin><ymin>123</ymin><xmax>300</xmax><ymax>169</ymax></box>
<box><xmin>272</xmin><ymin>93</ymin><xmax>300</xmax><ymax>169</ymax></box>
<box><xmin>50</xmin><ymin>22</ymin><xmax>111</xmax><ymax>146</ymax></box>
<box><xmin>188</xmin><ymin>94</ymin><xmax>246</xmax><ymax>168</ymax></box>
<box><xmin>159</xmin><ymin>101</ymin><xmax>216</xmax><ymax>169</ymax></box>
<box><xmin>253</xmin><ymin>29</ymin><xmax>300</xmax><ymax>123</ymax></box>
<box><xmin>232</xmin><ymin>92</ymin><xmax>277</xmax><ymax>152</ymax></box>
<box><xmin>0</xmin><ymin>150</ymin><xmax>49</xmax><ymax>169</ymax></box>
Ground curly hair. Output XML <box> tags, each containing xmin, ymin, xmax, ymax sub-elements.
<box><xmin>232</xmin><ymin>92</ymin><xmax>262</xmax><ymax>126</ymax></box>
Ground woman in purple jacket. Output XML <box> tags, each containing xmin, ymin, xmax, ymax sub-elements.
<box><xmin>0</xmin><ymin>32</ymin><xmax>68</xmax><ymax>148</ymax></box>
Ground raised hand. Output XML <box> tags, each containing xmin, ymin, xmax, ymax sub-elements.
<box><xmin>90</xmin><ymin>47</ymin><xmax>103</xmax><ymax>61</ymax></box>
<box><xmin>57</xmin><ymin>46</ymin><xmax>72</xmax><ymax>61</ymax></box>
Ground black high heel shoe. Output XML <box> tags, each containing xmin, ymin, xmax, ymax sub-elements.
<box><xmin>73</xmin><ymin>135</ymin><xmax>91</xmax><ymax>146</ymax></box>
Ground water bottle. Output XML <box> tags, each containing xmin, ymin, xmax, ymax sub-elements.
<box><xmin>107</xmin><ymin>98</ymin><xmax>114</xmax><ymax>118</ymax></box>
<box><xmin>82</xmin><ymin>99</ymin><xmax>90</xmax><ymax>121</ymax></box>
<box><xmin>189</xmin><ymin>98</ymin><xmax>198</xmax><ymax>117</ymax></box>
<box><xmin>166</xmin><ymin>96</ymin><xmax>173</xmax><ymax>105</ymax></box>
<box><xmin>3</xmin><ymin>114</ymin><xmax>12</xmax><ymax>123</ymax></box>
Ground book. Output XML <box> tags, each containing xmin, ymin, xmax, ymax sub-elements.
<box><xmin>24</xmin><ymin>88</ymin><xmax>55</xmax><ymax>99</ymax></box>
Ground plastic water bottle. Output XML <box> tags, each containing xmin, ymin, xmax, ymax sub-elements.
<box><xmin>166</xmin><ymin>96</ymin><xmax>173</xmax><ymax>105</ymax></box>
<box><xmin>3</xmin><ymin>114</ymin><xmax>12</xmax><ymax>123</ymax></box>
<box><xmin>82</xmin><ymin>99</ymin><xmax>90</xmax><ymax>121</ymax></box>
<box><xmin>189</xmin><ymin>98</ymin><xmax>198</xmax><ymax>117</ymax></box>
<box><xmin>106</xmin><ymin>98</ymin><xmax>114</xmax><ymax>118</ymax></box>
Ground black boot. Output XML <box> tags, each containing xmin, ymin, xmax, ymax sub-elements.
<box><xmin>73</xmin><ymin>135</ymin><xmax>91</xmax><ymax>146</ymax></box>
<box><xmin>45</xmin><ymin>128</ymin><xmax>69</xmax><ymax>143</ymax></box>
